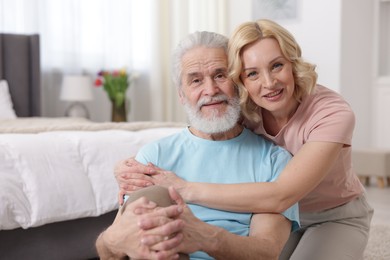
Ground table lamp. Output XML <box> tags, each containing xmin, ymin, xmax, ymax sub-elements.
<box><xmin>60</xmin><ymin>75</ymin><xmax>93</xmax><ymax>118</ymax></box>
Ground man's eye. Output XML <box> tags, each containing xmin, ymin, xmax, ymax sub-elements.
<box><xmin>215</xmin><ymin>73</ymin><xmax>226</xmax><ymax>80</ymax></box>
<box><xmin>191</xmin><ymin>78</ymin><xmax>201</xmax><ymax>85</ymax></box>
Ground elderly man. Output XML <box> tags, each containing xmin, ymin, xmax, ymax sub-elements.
<box><xmin>96</xmin><ymin>31</ymin><xmax>299</xmax><ymax>260</ymax></box>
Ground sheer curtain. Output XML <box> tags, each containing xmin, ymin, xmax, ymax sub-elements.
<box><xmin>0</xmin><ymin>0</ymin><xmax>227</xmax><ymax>122</ymax></box>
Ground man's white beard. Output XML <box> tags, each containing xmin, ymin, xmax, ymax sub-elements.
<box><xmin>183</xmin><ymin>94</ymin><xmax>241</xmax><ymax>134</ymax></box>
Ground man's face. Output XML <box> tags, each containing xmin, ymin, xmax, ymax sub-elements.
<box><xmin>179</xmin><ymin>47</ymin><xmax>240</xmax><ymax>134</ymax></box>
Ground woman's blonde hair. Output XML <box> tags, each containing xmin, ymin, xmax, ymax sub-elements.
<box><xmin>228</xmin><ymin>19</ymin><xmax>318</xmax><ymax>122</ymax></box>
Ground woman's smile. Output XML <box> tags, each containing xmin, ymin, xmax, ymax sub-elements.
<box><xmin>263</xmin><ymin>88</ymin><xmax>284</xmax><ymax>100</ymax></box>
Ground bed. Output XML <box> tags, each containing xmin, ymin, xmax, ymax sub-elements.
<box><xmin>0</xmin><ymin>33</ymin><xmax>185</xmax><ymax>259</ymax></box>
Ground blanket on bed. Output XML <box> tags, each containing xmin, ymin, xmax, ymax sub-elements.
<box><xmin>0</xmin><ymin>118</ymin><xmax>185</xmax><ymax>230</ymax></box>
<box><xmin>0</xmin><ymin>117</ymin><xmax>186</xmax><ymax>133</ymax></box>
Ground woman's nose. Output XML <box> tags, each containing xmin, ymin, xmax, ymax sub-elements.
<box><xmin>262</xmin><ymin>72</ymin><xmax>275</xmax><ymax>89</ymax></box>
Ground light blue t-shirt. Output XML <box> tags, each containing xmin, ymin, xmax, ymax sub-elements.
<box><xmin>135</xmin><ymin>127</ymin><xmax>300</xmax><ymax>259</ymax></box>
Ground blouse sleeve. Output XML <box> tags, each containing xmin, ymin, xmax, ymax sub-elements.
<box><xmin>305</xmin><ymin>89</ymin><xmax>355</xmax><ymax>146</ymax></box>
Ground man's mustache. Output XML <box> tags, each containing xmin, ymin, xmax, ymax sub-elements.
<box><xmin>197</xmin><ymin>95</ymin><xmax>229</xmax><ymax>109</ymax></box>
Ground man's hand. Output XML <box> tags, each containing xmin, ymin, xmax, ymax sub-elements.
<box><xmin>166</xmin><ymin>187</ymin><xmax>221</xmax><ymax>255</ymax></box>
<box><xmin>165</xmin><ymin>187</ymin><xmax>291</xmax><ymax>260</ymax></box>
<box><xmin>97</xmin><ymin>196</ymin><xmax>185</xmax><ymax>260</ymax></box>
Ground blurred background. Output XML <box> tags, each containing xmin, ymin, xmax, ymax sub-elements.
<box><xmin>0</xmin><ymin>0</ymin><xmax>388</xmax><ymax>149</ymax></box>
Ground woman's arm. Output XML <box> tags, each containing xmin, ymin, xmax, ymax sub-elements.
<box><xmin>185</xmin><ymin>141</ymin><xmax>343</xmax><ymax>213</ymax></box>
<box><xmin>116</xmin><ymin>141</ymin><xmax>343</xmax><ymax>213</ymax></box>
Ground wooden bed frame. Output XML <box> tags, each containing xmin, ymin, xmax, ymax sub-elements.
<box><xmin>0</xmin><ymin>33</ymin><xmax>116</xmax><ymax>259</ymax></box>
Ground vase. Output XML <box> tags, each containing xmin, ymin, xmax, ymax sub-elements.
<box><xmin>111</xmin><ymin>100</ymin><xmax>127</xmax><ymax>122</ymax></box>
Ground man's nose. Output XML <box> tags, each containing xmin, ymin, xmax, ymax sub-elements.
<box><xmin>203</xmin><ymin>77</ymin><xmax>220</xmax><ymax>95</ymax></box>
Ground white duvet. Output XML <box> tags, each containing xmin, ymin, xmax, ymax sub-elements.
<box><xmin>0</xmin><ymin>119</ymin><xmax>184</xmax><ymax>230</ymax></box>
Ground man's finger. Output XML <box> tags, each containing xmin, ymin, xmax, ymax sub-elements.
<box><xmin>140</xmin><ymin>216</ymin><xmax>184</xmax><ymax>235</ymax></box>
<box><xmin>168</xmin><ymin>187</ymin><xmax>185</xmax><ymax>206</ymax></box>
<box><xmin>143</xmin><ymin>232</ymin><xmax>184</xmax><ymax>251</ymax></box>
<box><xmin>138</xmin><ymin>206</ymin><xmax>183</xmax><ymax>229</ymax></box>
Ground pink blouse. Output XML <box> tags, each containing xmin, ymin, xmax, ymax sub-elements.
<box><xmin>244</xmin><ymin>85</ymin><xmax>364</xmax><ymax>212</ymax></box>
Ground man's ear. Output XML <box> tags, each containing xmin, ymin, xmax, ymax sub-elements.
<box><xmin>178</xmin><ymin>88</ymin><xmax>185</xmax><ymax>105</ymax></box>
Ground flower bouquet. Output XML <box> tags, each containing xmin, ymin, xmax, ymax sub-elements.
<box><xmin>95</xmin><ymin>68</ymin><xmax>130</xmax><ymax>122</ymax></box>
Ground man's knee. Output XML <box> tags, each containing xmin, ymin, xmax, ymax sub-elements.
<box><xmin>121</xmin><ymin>186</ymin><xmax>173</xmax><ymax>214</ymax></box>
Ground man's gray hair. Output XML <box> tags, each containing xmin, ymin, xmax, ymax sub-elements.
<box><xmin>172</xmin><ymin>31</ymin><xmax>228</xmax><ymax>89</ymax></box>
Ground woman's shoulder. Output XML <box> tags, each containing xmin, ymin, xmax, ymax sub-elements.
<box><xmin>312</xmin><ymin>84</ymin><xmax>343</xmax><ymax>98</ymax></box>
<box><xmin>306</xmin><ymin>84</ymin><xmax>353</xmax><ymax>111</ymax></box>
<box><xmin>299</xmin><ymin>85</ymin><xmax>355</xmax><ymax>144</ymax></box>
<box><xmin>296</xmin><ymin>84</ymin><xmax>355</xmax><ymax>131</ymax></box>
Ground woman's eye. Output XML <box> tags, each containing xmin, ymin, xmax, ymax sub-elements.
<box><xmin>247</xmin><ymin>71</ymin><xmax>258</xmax><ymax>78</ymax></box>
<box><xmin>272</xmin><ymin>62</ymin><xmax>283</xmax><ymax>71</ymax></box>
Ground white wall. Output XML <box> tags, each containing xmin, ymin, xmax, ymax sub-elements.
<box><xmin>227</xmin><ymin>0</ymin><xmax>341</xmax><ymax>91</ymax></box>
<box><xmin>372</xmin><ymin>0</ymin><xmax>390</xmax><ymax>148</ymax></box>
<box><xmin>340</xmin><ymin>0</ymin><xmax>374</xmax><ymax>149</ymax></box>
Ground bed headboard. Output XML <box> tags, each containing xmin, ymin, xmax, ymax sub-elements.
<box><xmin>0</xmin><ymin>33</ymin><xmax>41</xmax><ymax>117</ymax></box>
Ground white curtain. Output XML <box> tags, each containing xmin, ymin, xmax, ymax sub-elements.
<box><xmin>0</xmin><ymin>0</ymin><xmax>227</xmax><ymax>122</ymax></box>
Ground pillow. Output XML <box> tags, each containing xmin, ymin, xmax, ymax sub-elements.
<box><xmin>0</xmin><ymin>80</ymin><xmax>17</xmax><ymax>119</ymax></box>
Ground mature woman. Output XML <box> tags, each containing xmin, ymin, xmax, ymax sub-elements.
<box><xmin>116</xmin><ymin>19</ymin><xmax>373</xmax><ymax>259</ymax></box>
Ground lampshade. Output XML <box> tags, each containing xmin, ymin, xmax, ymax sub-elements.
<box><xmin>60</xmin><ymin>75</ymin><xmax>93</xmax><ymax>101</ymax></box>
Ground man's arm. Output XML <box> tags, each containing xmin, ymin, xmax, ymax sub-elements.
<box><xmin>168</xmin><ymin>187</ymin><xmax>291</xmax><ymax>259</ymax></box>
<box><xmin>210</xmin><ymin>213</ymin><xmax>291</xmax><ymax>259</ymax></box>
<box><xmin>96</xmin><ymin>230</ymin><xmax>128</xmax><ymax>260</ymax></box>
<box><xmin>177</xmin><ymin>212</ymin><xmax>291</xmax><ymax>259</ymax></box>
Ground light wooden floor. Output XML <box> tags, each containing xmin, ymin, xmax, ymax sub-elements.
<box><xmin>364</xmin><ymin>181</ymin><xmax>390</xmax><ymax>226</ymax></box>
<box><xmin>363</xmin><ymin>182</ymin><xmax>390</xmax><ymax>259</ymax></box>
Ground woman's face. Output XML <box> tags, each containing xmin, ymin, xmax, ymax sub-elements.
<box><xmin>240</xmin><ymin>38</ymin><xmax>297</xmax><ymax>118</ymax></box>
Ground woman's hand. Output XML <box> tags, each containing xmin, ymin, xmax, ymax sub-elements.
<box><xmin>147</xmin><ymin>164</ymin><xmax>188</xmax><ymax>199</ymax></box>
<box><xmin>115</xmin><ymin>158</ymin><xmax>155</xmax><ymax>189</ymax></box>
<box><xmin>115</xmin><ymin>157</ymin><xmax>188</xmax><ymax>204</ymax></box>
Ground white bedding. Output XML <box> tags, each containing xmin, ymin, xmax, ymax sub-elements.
<box><xmin>0</xmin><ymin>118</ymin><xmax>185</xmax><ymax>230</ymax></box>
